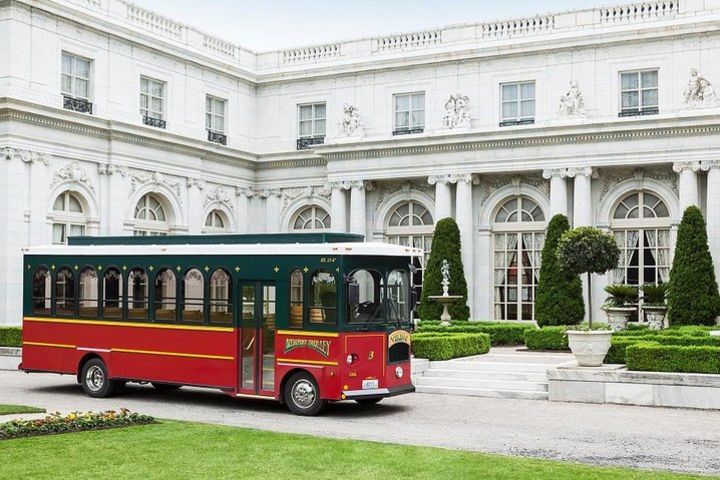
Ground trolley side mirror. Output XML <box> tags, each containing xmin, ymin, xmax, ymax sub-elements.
<box><xmin>348</xmin><ymin>282</ymin><xmax>360</xmax><ymax>306</ymax></box>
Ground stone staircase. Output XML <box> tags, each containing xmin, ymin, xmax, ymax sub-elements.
<box><xmin>413</xmin><ymin>347</ymin><xmax>573</xmax><ymax>400</ymax></box>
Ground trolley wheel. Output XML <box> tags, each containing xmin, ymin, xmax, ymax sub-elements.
<box><xmin>284</xmin><ymin>372</ymin><xmax>327</xmax><ymax>416</ymax></box>
<box><xmin>355</xmin><ymin>398</ymin><xmax>382</xmax><ymax>406</ymax></box>
<box><xmin>80</xmin><ymin>358</ymin><xmax>121</xmax><ymax>398</ymax></box>
<box><xmin>151</xmin><ymin>382</ymin><xmax>182</xmax><ymax>392</ymax></box>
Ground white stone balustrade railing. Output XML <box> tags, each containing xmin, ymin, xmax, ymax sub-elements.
<box><xmin>373</xmin><ymin>30</ymin><xmax>442</xmax><ymax>52</ymax></box>
<box><xmin>282</xmin><ymin>44</ymin><xmax>341</xmax><ymax>64</ymax></box>
<box><xmin>599</xmin><ymin>1</ymin><xmax>680</xmax><ymax>23</ymax></box>
<box><xmin>481</xmin><ymin>16</ymin><xmax>555</xmax><ymax>38</ymax></box>
<box><xmin>126</xmin><ymin>3</ymin><xmax>183</xmax><ymax>40</ymax></box>
<box><xmin>203</xmin><ymin>34</ymin><xmax>237</xmax><ymax>60</ymax></box>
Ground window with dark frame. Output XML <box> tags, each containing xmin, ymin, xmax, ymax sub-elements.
<box><xmin>154</xmin><ymin>268</ymin><xmax>177</xmax><ymax>322</ymax></box>
<box><xmin>297</xmin><ymin>103</ymin><xmax>326</xmax><ymax>149</ymax></box>
<box><xmin>289</xmin><ymin>269</ymin><xmax>304</xmax><ymax>328</ymax></box>
<box><xmin>78</xmin><ymin>267</ymin><xmax>98</xmax><ymax>318</ymax></box>
<box><xmin>620</xmin><ymin>70</ymin><xmax>659</xmax><ymax>117</ymax></box>
<box><xmin>103</xmin><ymin>268</ymin><xmax>123</xmax><ymax>320</ymax></box>
<box><xmin>61</xmin><ymin>52</ymin><xmax>93</xmax><ymax>114</ymax></box>
<box><xmin>181</xmin><ymin>268</ymin><xmax>205</xmax><ymax>324</ymax></box>
<box><xmin>500</xmin><ymin>81</ymin><xmax>535</xmax><ymax>126</ymax></box>
<box><xmin>140</xmin><ymin>76</ymin><xmax>167</xmax><ymax>129</ymax></box>
<box><xmin>32</xmin><ymin>268</ymin><xmax>51</xmax><ymax>316</ymax></box>
<box><xmin>209</xmin><ymin>268</ymin><xmax>233</xmax><ymax>326</ymax></box>
<box><xmin>308</xmin><ymin>269</ymin><xmax>336</xmax><ymax>325</ymax></box>
<box><xmin>393</xmin><ymin>92</ymin><xmax>425</xmax><ymax>135</ymax></box>
<box><xmin>206</xmin><ymin>95</ymin><xmax>227</xmax><ymax>145</ymax></box>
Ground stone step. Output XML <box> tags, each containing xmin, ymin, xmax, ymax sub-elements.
<box><xmin>415</xmin><ymin>376</ymin><xmax>548</xmax><ymax>392</ymax></box>
<box><xmin>450</xmin><ymin>353</ymin><xmax>572</xmax><ymax>364</ymax></box>
<box><xmin>428</xmin><ymin>360</ymin><xmax>553</xmax><ymax>373</ymax></box>
<box><xmin>422</xmin><ymin>368</ymin><xmax>548</xmax><ymax>382</ymax></box>
<box><xmin>415</xmin><ymin>384</ymin><xmax>549</xmax><ymax>400</ymax></box>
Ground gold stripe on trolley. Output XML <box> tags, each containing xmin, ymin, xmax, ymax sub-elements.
<box><xmin>23</xmin><ymin>341</ymin><xmax>76</xmax><ymax>349</ymax></box>
<box><xmin>112</xmin><ymin>348</ymin><xmax>234</xmax><ymax>361</ymax></box>
<box><xmin>23</xmin><ymin>317</ymin><xmax>234</xmax><ymax>333</ymax></box>
<box><xmin>276</xmin><ymin>330</ymin><xmax>339</xmax><ymax>338</ymax></box>
<box><xmin>276</xmin><ymin>357</ymin><xmax>338</xmax><ymax>366</ymax></box>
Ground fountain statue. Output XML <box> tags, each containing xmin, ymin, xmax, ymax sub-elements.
<box><xmin>428</xmin><ymin>259</ymin><xmax>464</xmax><ymax>326</ymax></box>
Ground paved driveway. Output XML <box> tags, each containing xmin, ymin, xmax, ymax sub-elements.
<box><xmin>1</xmin><ymin>370</ymin><xmax>719</xmax><ymax>475</ymax></box>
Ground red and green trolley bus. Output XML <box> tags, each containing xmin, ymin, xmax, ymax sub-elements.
<box><xmin>20</xmin><ymin>233</ymin><xmax>418</xmax><ymax>415</ymax></box>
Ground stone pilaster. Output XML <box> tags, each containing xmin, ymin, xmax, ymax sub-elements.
<box><xmin>673</xmin><ymin>161</ymin><xmax>700</xmax><ymax>212</ymax></box>
<box><xmin>567</xmin><ymin>167</ymin><xmax>593</xmax><ymax>226</ymax></box>
<box><xmin>542</xmin><ymin>168</ymin><xmax>569</xmax><ymax>217</ymax></box>
<box><xmin>428</xmin><ymin>174</ymin><xmax>454</xmax><ymax>221</ymax></box>
<box><xmin>702</xmin><ymin>160</ymin><xmax>720</xmax><ymax>282</ymax></box>
<box><xmin>455</xmin><ymin>173</ymin><xmax>477</xmax><ymax>309</ymax></box>
<box><xmin>329</xmin><ymin>182</ymin><xmax>348</xmax><ymax>233</ymax></box>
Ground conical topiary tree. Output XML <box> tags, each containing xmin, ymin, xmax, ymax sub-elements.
<box><xmin>417</xmin><ymin>218</ymin><xmax>470</xmax><ymax>320</ymax></box>
<box><xmin>667</xmin><ymin>205</ymin><xmax>720</xmax><ymax>326</ymax></box>
<box><xmin>535</xmin><ymin>214</ymin><xmax>585</xmax><ymax>327</ymax></box>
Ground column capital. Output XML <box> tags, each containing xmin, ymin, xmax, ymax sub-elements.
<box><xmin>673</xmin><ymin>161</ymin><xmax>701</xmax><ymax>173</ymax></box>
<box><xmin>700</xmin><ymin>160</ymin><xmax>720</xmax><ymax>171</ymax></box>
<box><xmin>542</xmin><ymin>168</ymin><xmax>567</xmax><ymax>179</ymax></box>
<box><xmin>428</xmin><ymin>174</ymin><xmax>457</xmax><ymax>185</ymax></box>
<box><xmin>453</xmin><ymin>173</ymin><xmax>479</xmax><ymax>184</ymax></box>
<box><xmin>260</xmin><ymin>188</ymin><xmax>282</xmax><ymax>198</ymax></box>
<box><xmin>347</xmin><ymin>179</ymin><xmax>374</xmax><ymax>191</ymax></box>
<box><xmin>236</xmin><ymin>186</ymin><xmax>256</xmax><ymax>198</ymax></box>
<box><xmin>565</xmin><ymin>166</ymin><xmax>594</xmax><ymax>178</ymax></box>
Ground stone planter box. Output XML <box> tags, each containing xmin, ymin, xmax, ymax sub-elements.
<box><xmin>548</xmin><ymin>362</ymin><xmax>720</xmax><ymax>410</ymax></box>
<box><xmin>0</xmin><ymin>347</ymin><xmax>21</xmax><ymax>371</ymax></box>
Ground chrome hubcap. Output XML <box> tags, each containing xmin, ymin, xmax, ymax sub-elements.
<box><xmin>85</xmin><ymin>365</ymin><xmax>105</xmax><ymax>392</ymax></box>
<box><xmin>291</xmin><ymin>379</ymin><xmax>316</xmax><ymax>409</ymax></box>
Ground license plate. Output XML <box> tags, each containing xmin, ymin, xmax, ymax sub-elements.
<box><xmin>362</xmin><ymin>379</ymin><xmax>379</xmax><ymax>390</ymax></box>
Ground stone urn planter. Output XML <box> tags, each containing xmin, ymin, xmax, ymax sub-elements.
<box><xmin>643</xmin><ymin>305</ymin><xmax>667</xmax><ymax>330</ymax></box>
<box><xmin>604</xmin><ymin>306</ymin><xmax>636</xmax><ymax>332</ymax></box>
<box><xmin>566</xmin><ymin>330</ymin><xmax>613</xmax><ymax>367</ymax></box>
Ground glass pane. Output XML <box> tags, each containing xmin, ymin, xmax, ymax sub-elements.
<box><xmin>299</xmin><ymin>120</ymin><xmax>312</xmax><ymax>136</ymax></box>
<box><xmin>151</xmin><ymin>81</ymin><xmax>163</xmax><ymax>97</ymax></box>
<box><xmin>262</xmin><ymin>285</ymin><xmax>276</xmax><ymax>391</ymax></box>
<box><xmin>502</xmin><ymin>102</ymin><xmax>518</xmax><ymax>119</ymax></box>
<box><xmin>241</xmin><ymin>285</ymin><xmax>255</xmax><ymax>391</ymax></box>
<box><xmin>151</xmin><ymin>97</ymin><xmax>163</xmax><ymax>113</ymax></box>
<box><xmin>69</xmin><ymin>224</ymin><xmax>85</xmax><ymax>237</ymax></box>
<box><xmin>520</xmin><ymin>82</ymin><xmax>535</xmax><ymax>100</ymax></box>
<box><xmin>395</xmin><ymin>94</ymin><xmax>409</xmax><ymax>111</ymax></box>
<box><xmin>103</xmin><ymin>269</ymin><xmax>123</xmax><ymax>319</ymax></box>
<box><xmin>52</xmin><ymin>224</ymin><xmax>65</xmax><ymax>244</ymax></box>
<box><xmin>411</xmin><ymin>110</ymin><xmax>424</xmax><ymax>127</ymax></box>
<box><xmin>299</xmin><ymin>105</ymin><xmax>313</xmax><ymax>120</ymax></box>
<box><xmin>61</xmin><ymin>53</ymin><xmax>72</xmax><ymax>74</ymax></box>
<box><xmin>502</xmin><ymin>84</ymin><xmax>518</xmax><ymax>101</ymax></box>
<box><xmin>395</xmin><ymin>112</ymin><xmax>409</xmax><ymax>128</ymax></box>
<box><xmin>654</xmin><ymin>201</ymin><xmax>669</xmax><ymax>218</ymax></box>
<box><xmin>642</xmin><ymin>89</ymin><xmax>658</xmax><ymax>107</ymax></box>
<box><xmin>622</xmin><ymin>91</ymin><xmax>638</xmax><ymax>109</ymax></box>
<box><xmin>182</xmin><ymin>269</ymin><xmax>204</xmax><ymax>324</ymax></box>
<box><xmin>76</xmin><ymin>58</ymin><xmax>91</xmax><ymax>78</ymax></box>
<box><xmin>621</xmin><ymin>73</ymin><xmax>638</xmax><ymax>90</ymax></box>
<box><xmin>53</xmin><ymin>194</ymin><xmax>65</xmax><ymax>211</ymax></box>
<box><xmin>520</xmin><ymin>100</ymin><xmax>535</xmax><ymax>117</ymax></box>
<box><xmin>214</xmin><ymin>115</ymin><xmax>225</xmax><ymax>133</ymax></box>
<box><xmin>641</xmin><ymin>70</ymin><xmax>658</xmax><ymax>88</ymax></box>
<box><xmin>314</xmin><ymin>103</ymin><xmax>325</xmax><ymax>119</ymax></box>
<box><xmin>68</xmin><ymin>194</ymin><xmax>82</xmax><ymax>213</ymax></box>
<box><xmin>141</xmin><ymin>78</ymin><xmax>149</xmax><ymax>94</ymax></box>
<box><xmin>314</xmin><ymin>119</ymin><xmax>326</xmax><ymax>135</ymax></box>
<box><xmin>411</xmin><ymin>94</ymin><xmax>425</xmax><ymax>110</ymax></box>
<box><xmin>623</xmin><ymin>193</ymin><xmax>639</xmax><ymax>208</ymax></box>
<box><xmin>75</xmin><ymin>79</ymin><xmax>89</xmax><ymax>98</ymax></box>
<box><xmin>61</xmin><ymin>74</ymin><xmax>72</xmax><ymax>94</ymax></box>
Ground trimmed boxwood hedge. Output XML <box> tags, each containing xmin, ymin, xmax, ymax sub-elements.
<box><xmin>411</xmin><ymin>333</ymin><xmax>491</xmax><ymax>361</ymax></box>
<box><xmin>0</xmin><ymin>327</ymin><xmax>21</xmax><ymax>348</ymax></box>
<box><xmin>523</xmin><ymin>326</ymin><xmax>569</xmax><ymax>351</ymax></box>
<box><xmin>625</xmin><ymin>342</ymin><xmax>720</xmax><ymax>374</ymax></box>
<box><xmin>415</xmin><ymin>322</ymin><xmax>533</xmax><ymax>346</ymax></box>
<box><xmin>607</xmin><ymin>333</ymin><xmax>720</xmax><ymax>364</ymax></box>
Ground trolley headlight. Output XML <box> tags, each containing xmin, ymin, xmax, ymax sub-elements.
<box><xmin>395</xmin><ymin>366</ymin><xmax>404</xmax><ymax>378</ymax></box>
<box><xmin>346</xmin><ymin>354</ymin><xmax>359</xmax><ymax>365</ymax></box>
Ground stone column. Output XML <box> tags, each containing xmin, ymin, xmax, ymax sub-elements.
<box><xmin>264</xmin><ymin>189</ymin><xmax>282</xmax><ymax>233</ymax></box>
<box><xmin>455</xmin><ymin>173</ymin><xmax>476</xmax><ymax>310</ymax></box>
<box><xmin>349</xmin><ymin>180</ymin><xmax>368</xmax><ymax>238</ymax></box>
<box><xmin>542</xmin><ymin>168</ymin><xmax>568</xmax><ymax>217</ymax></box>
<box><xmin>428</xmin><ymin>174</ymin><xmax>453</xmax><ymax>221</ymax></box>
<box><xmin>235</xmin><ymin>186</ymin><xmax>251</xmax><ymax>234</ymax></box>
<box><xmin>186</xmin><ymin>178</ymin><xmax>206</xmax><ymax>234</ymax></box>
<box><xmin>673</xmin><ymin>161</ymin><xmax>700</xmax><ymax>211</ymax></box>
<box><xmin>702</xmin><ymin>160</ymin><xmax>720</xmax><ymax>281</ymax></box>
<box><xmin>569</xmin><ymin>167</ymin><xmax>593</xmax><ymax>227</ymax></box>
<box><xmin>329</xmin><ymin>182</ymin><xmax>347</xmax><ymax>232</ymax></box>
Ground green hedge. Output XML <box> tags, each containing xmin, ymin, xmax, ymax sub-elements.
<box><xmin>523</xmin><ymin>326</ymin><xmax>569</xmax><ymax>351</ymax></box>
<box><xmin>606</xmin><ymin>334</ymin><xmax>720</xmax><ymax>364</ymax></box>
<box><xmin>411</xmin><ymin>333</ymin><xmax>491</xmax><ymax>361</ymax></box>
<box><xmin>415</xmin><ymin>322</ymin><xmax>533</xmax><ymax>346</ymax></box>
<box><xmin>626</xmin><ymin>342</ymin><xmax>720</xmax><ymax>374</ymax></box>
<box><xmin>614</xmin><ymin>326</ymin><xmax>712</xmax><ymax>338</ymax></box>
<box><xmin>0</xmin><ymin>327</ymin><xmax>21</xmax><ymax>347</ymax></box>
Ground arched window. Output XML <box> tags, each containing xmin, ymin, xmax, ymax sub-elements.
<box><xmin>385</xmin><ymin>201</ymin><xmax>434</xmax><ymax>296</ymax></box>
<box><xmin>611</xmin><ymin>190</ymin><xmax>671</xmax><ymax>289</ymax></box>
<box><xmin>347</xmin><ymin>269</ymin><xmax>383</xmax><ymax>324</ymax></box>
<box><xmin>103</xmin><ymin>268</ymin><xmax>123</xmax><ymax>320</ymax></box>
<box><xmin>127</xmin><ymin>268</ymin><xmax>148</xmax><ymax>321</ymax></box>
<box><xmin>133</xmin><ymin>193</ymin><xmax>169</xmax><ymax>236</ymax></box>
<box><xmin>55</xmin><ymin>267</ymin><xmax>75</xmax><ymax>317</ymax></box>
<box><xmin>289</xmin><ymin>269</ymin><xmax>304</xmax><ymax>328</ymax></box>
<box><xmin>308</xmin><ymin>269</ymin><xmax>336</xmax><ymax>325</ymax></box>
<box><xmin>154</xmin><ymin>268</ymin><xmax>177</xmax><ymax>322</ymax></box>
<box><xmin>51</xmin><ymin>191</ymin><xmax>86</xmax><ymax>244</ymax></box>
<box><xmin>492</xmin><ymin>196</ymin><xmax>546</xmax><ymax>321</ymax></box>
<box><xmin>182</xmin><ymin>268</ymin><xmax>204</xmax><ymax>324</ymax></box>
<box><xmin>32</xmin><ymin>267</ymin><xmax>51</xmax><ymax>316</ymax></box>
<box><xmin>209</xmin><ymin>268</ymin><xmax>232</xmax><ymax>325</ymax></box>
<box><xmin>204</xmin><ymin>210</ymin><xmax>227</xmax><ymax>233</ymax></box>
<box><xmin>292</xmin><ymin>206</ymin><xmax>331</xmax><ymax>231</ymax></box>
<box><xmin>78</xmin><ymin>267</ymin><xmax>98</xmax><ymax>318</ymax></box>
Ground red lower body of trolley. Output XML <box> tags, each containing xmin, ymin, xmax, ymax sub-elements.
<box><xmin>20</xmin><ymin>317</ymin><xmax>413</xmax><ymax>414</ymax></box>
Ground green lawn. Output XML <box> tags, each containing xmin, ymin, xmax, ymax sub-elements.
<box><xmin>0</xmin><ymin>421</ymin><xmax>713</xmax><ymax>479</ymax></box>
<box><xmin>0</xmin><ymin>405</ymin><xmax>45</xmax><ymax>416</ymax></box>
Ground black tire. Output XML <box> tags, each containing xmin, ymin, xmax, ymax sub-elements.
<box><xmin>284</xmin><ymin>372</ymin><xmax>327</xmax><ymax>416</ymax></box>
<box><xmin>151</xmin><ymin>382</ymin><xmax>182</xmax><ymax>392</ymax></box>
<box><xmin>80</xmin><ymin>358</ymin><xmax>120</xmax><ymax>398</ymax></box>
<box><xmin>355</xmin><ymin>398</ymin><xmax>382</xmax><ymax>406</ymax></box>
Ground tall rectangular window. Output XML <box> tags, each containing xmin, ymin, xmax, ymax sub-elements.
<box><xmin>140</xmin><ymin>77</ymin><xmax>166</xmax><ymax>128</ymax></box>
<box><xmin>393</xmin><ymin>92</ymin><xmax>425</xmax><ymax>134</ymax></box>
<box><xmin>620</xmin><ymin>70</ymin><xmax>659</xmax><ymax>116</ymax></box>
<box><xmin>206</xmin><ymin>95</ymin><xmax>227</xmax><ymax>145</ymax></box>
<box><xmin>297</xmin><ymin>103</ymin><xmax>326</xmax><ymax>149</ymax></box>
<box><xmin>501</xmin><ymin>81</ymin><xmax>535</xmax><ymax>126</ymax></box>
<box><xmin>61</xmin><ymin>52</ymin><xmax>93</xmax><ymax>114</ymax></box>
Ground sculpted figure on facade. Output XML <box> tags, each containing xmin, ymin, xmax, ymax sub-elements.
<box><xmin>559</xmin><ymin>80</ymin><xmax>586</xmax><ymax>116</ymax></box>
<box><xmin>683</xmin><ymin>68</ymin><xmax>718</xmax><ymax>108</ymax></box>
<box><xmin>442</xmin><ymin>94</ymin><xmax>471</xmax><ymax>129</ymax></box>
<box><xmin>339</xmin><ymin>103</ymin><xmax>363</xmax><ymax>137</ymax></box>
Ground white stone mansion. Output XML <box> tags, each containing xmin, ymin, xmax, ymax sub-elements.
<box><xmin>3</xmin><ymin>0</ymin><xmax>720</xmax><ymax>325</ymax></box>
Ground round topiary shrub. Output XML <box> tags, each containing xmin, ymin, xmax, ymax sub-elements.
<box><xmin>667</xmin><ymin>206</ymin><xmax>720</xmax><ymax>326</ymax></box>
<box><xmin>417</xmin><ymin>217</ymin><xmax>470</xmax><ymax>320</ymax></box>
<box><xmin>535</xmin><ymin>214</ymin><xmax>584</xmax><ymax>327</ymax></box>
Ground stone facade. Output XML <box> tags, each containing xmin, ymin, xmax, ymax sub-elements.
<box><xmin>3</xmin><ymin>0</ymin><xmax>720</xmax><ymax>325</ymax></box>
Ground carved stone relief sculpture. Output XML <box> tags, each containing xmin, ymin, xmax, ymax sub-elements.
<box><xmin>683</xmin><ymin>68</ymin><xmax>718</xmax><ymax>108</ymax></box>
<box><xmin>339</xmin><ymin>103</ymin><xmax>363</xmax><ymax>137</ymax></box>
<box><xmin>442</xmin><ymin>94</ymin><xmax>471</xmax><ymax>129</ymax></box>
<box><xmin>559</xmin><ymin>80</ymin><xmax>586</xmax><ymax>116</ymax></box>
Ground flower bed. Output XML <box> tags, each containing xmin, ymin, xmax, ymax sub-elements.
<box><xmin>0</xmin><ymin>327</ymin><xmax>21</xmax><ymax>348</ymax></box>
<box><xmin>411</xmin><ymin>332</ymin><xmax>490</xmax><ymax>361</ymax></box>
<box><xmin>415</xmin><ymin>321</ymin><xmax>533</xmax><ymax>346</ymax></box>
<box><xmin>0</xmin><ymin>409</ymin><xmax>155</xmax><ymax>440</ymax></box>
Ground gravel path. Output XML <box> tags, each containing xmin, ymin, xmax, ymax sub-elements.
<box><xmin>1</xmin><ymin>370</ymin><xmax>719</xmax><ymax>475</ymax></box>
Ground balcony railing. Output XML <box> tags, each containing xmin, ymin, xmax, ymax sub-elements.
<box><xmin>63</xmin><ymin>95</ymin><xmax>93</xmax><ymax>114</ymax></box>
<box><xmin>392</xmin><ymin>127</ymin><xmax>424</xmax><ymax>136</ymax></box>
<box><xmin>296</xmin><ymin>136</ymin><xmax>325</xmax><ymax>150</ymax></box>
<box><xmin>499</xmin><ymin>118</ymin><xmax>535</xmax><ymax>127</ymax></box>
<box><xmin>619</xmin><ymin>107</ymin><xmax>659</xmax><ymax>117</ymax></box>
<box><xmin>207</xmin><ymin>130</ymin><xmax>227</xmax><ymax>145</ymax></box>
<box><xmin>143</xmin><ymin>116</ymin><xmax>167</xmax><ymax>129</ymax></box>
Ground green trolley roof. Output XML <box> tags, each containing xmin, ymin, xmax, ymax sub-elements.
<box><xmin>67</xmin><ymin>232</ymin><xmax>365</xmax><ymax>246</ymax></box>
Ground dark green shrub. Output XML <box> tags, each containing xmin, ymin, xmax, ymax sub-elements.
<box><xmin>626</xmin><ymin>343</ymin><xmax>720</xmax><ymax>374</ymax></box>
<box><xmin>417</xmin><ymin>218</ymin><xmax>469</xmax><ymax>321</ymax></box>
<box><xmin>605</xmin><ymin>337</ymin><xmax>640</xmax><ymax>364</ymax></box>
<box><xmin>0</xmin><ymin>327</ymin><xmax>21</xmax><ymax>347</ymax></box>
<box><xmin>523</xmin><ymin>326</ymin><xmax>569</xmax><ymax>351</ymax></box>
<box><xmin>535</xmin><ymin>215</ymin><xmax>584</xmax><ymax>326</ymax></box>
<box><xmin>607</xmin><ymin>333</ymin><xmax>720</xmax><ymax>364</ymax></box>
<box><xmin>411</xmin><ymin>333</ymin><xmax>490</xmax><ymax>360</ymax></box>
<box><xmin>415</xmin><ymin>322</ymin><xmax>534</xmax><ymax>346</ymax></box>
<box><xmin>667</xmin><ymin>206</ymin><xmax>720</xmax><ymax>326</ymax></box>
<box><xmin>557</xmin><ymin>226</ymin><xmax>621</xmax><ymax>327</ymax></box>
